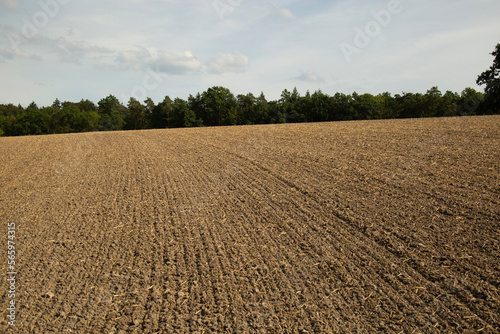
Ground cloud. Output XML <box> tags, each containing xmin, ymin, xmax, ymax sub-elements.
<box><xmin>0</xmin><ymin>24</ymin><xmax>113</xmax><ymax>63</ymax></box>
<box><xmin>109</xmin><ymin>48</ymin><xmax>202</xmax><ymax>75</ymax></box>
<box><xmin>266</xmin><ymin>5</ymin><xmax>297</xmax><ymax>20</ymax></box>
<box><xmin>112</xmin><ymin>48</ymin><xmax>150</xmax><ymax>70</ymax></box>
<box><xmin>0</xmin><ymin>26</ymin><xmax>44</xmax><ymax>61</ymax></box>
<box><xmin>279</xmin><ymin>8</ymin><xmax>296</xmax><ymax>20</ymax></box>
<box><xmin>1</xmin><ymin>0</ymin><xmax>19</xmax><ymax>9</ymax></box>
<box><xmin>154</xmin><ymin>50</ymin><xmax>202</xmax><ymax>75</ymax></box>
<box><xmin>0</xmin><ymin>47</ymin><xmax>42</xmax><ymax>61</ymax></box>
<box><xmin>0</xmin><ymin>30</ymin><xmax>203</xmax><ymax>75</ymax></box>
<box><xmin>296</xmin><ymin>70</ymin><xmax>325</xmax><ymax>83</ymax></box>
<box><xmin>206</xmin><ymin>53</ymin><xmax>249</xmax><ymax>74</ymax></box>
<box><xmin>56</xmin><ymin>39</ymin><xmax>113</xmax><ymax>63</ymax></box>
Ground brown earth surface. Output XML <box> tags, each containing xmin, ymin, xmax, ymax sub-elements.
<box><xmin>1</xmin><ymin>116</ymin><xmax>499</xmax><ymax>333</ymax></box>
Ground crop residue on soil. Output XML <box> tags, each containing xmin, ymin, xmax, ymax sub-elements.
<box><xmin>0</xmin><ymin>116</ymin><xmax>499</xmax><ymax>333</ymax></box>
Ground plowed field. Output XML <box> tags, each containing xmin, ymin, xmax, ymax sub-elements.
<box><xmin>1</xmin><ymin>116</ymin><xmax>499</xmax><ymax>333</ymax></box>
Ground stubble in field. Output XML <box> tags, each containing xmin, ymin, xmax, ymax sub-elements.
<box><xmin>0</xmin><ymin>116</ymin><xmax>499</xmax><ymax>333</ymax></box>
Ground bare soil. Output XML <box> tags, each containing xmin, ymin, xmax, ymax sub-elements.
<box><xmin>1</xmin><ymin>116</ymin><xmax>499</xmax><ymax>333</ymax></box>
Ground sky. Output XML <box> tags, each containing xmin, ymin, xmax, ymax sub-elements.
<box><xmin>0</xmin><ymin>0</ymin><xmax>499</xmax><ymax>107</ymax></box>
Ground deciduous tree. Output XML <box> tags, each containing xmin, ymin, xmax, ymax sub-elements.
<box><xmin>477</xmin><ymin>43</ymin><xmax>500</xmax><ymax>113</ymax></box>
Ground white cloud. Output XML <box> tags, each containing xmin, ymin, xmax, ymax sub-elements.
<box><xmin>279</xmin><ymin>8</ymin><xmax>296</xmax><ymax>20</ymax></box>
<box><xmin>1</xmin><ymin>0</ymin><xmax>19</xmax><ymax>9</ymax></box>
<box><xmin>112</xmin><ymin>49</ymin><xmax>151</xmax><ymax>70</ymax></box>
<box><xmin>0</xmin><ymin>22</ymin><xmax>115</xmax><ymax>63</ymax></box>
<box><xmin>0</xmin><ymin>47</ymin><xmax>42</xmax><ymax>61</ymax></box>
<box><xmin>206</xmin><ymin>53</ymin><xmax>249</xmax><ymax>74</ymax></box>
<box><xmin>154</xmin><ymin>50</ymin><xmax>202</xmax><ymax>75</ymax></box>
<box><xmin>109</xmin><ymin>48</ymin><xmax>203</xmax><ymax>75</ymax></box>
<box><xmin>265</xmin><ymin>4</ymin><xmax>297</xmax><ymax>20</ymax></box>
<box><xmin>296</xmin><ymin>70</ymin><xmax>325</xmax><ymax>83</ymax></box>
<box><xmin>0</xmin><ymin>28</ymin><xmax>203</xmax><ymax>75</ymax></box>
<box><xmin>56</xmin><ymin>39</ymin><xmax>113</xmax><ymax>63</ymax></box>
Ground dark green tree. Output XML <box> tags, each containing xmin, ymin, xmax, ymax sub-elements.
<box><xmin>299</xmin><ymin>90</ymin><xmax>313</xmax><ymax>122</ymax></box>
<box><xmin>70</xmin><ymin>100</ymin><xmax>100</xmax><ymax>132</ymax></box>
<box><xmin>331</xmin><ymin>93</ymin><xmax>355</xmax><ymax>121</ymax></box>
<box><xmin>278</xmin><ymin>87</ymin><xmax>303</xmax><ymax>123</ymax></box>
<box><xmin>308</xmin><ymin>90</ymin><xmax>332</xmax><ymax>122</ymax></box>
<box><xmin>51</xmin><ymin>98</ymin><xmax>62</xmax><ymax>110</ymax></box>
<box><xmin>170</xmin><ymin>98</ymin><xmax>202</xmax><ymax>128</ymax></box>
<box><xmin>237</xmin><ymin>93</ymin><xmax>257</xmax><ymax>125</ymax></box>
<box><xmin>352</xmin><ymin>93</ymin><xmax>382</xmax><ymax>120</ymax></box>
<box><xmin>125</xmin><ymin>97</ymin><xmax>146</xmax><ymax>130</ymax></box>
<box><xmin>143</xmin><ymin>97</ymin><xmax>156</xmax><ymax>128</ymax></box>
<box><xmin>78</xmin><ymin>99</ymin><xmax>98</xmax><ymax>113</ymax></box>
<box><xmin>396</xmin><ymin>92</ymin><xmax>424</xmax><ymax>119</ymax></box>
<box><xmin>201</xmin><ymin>86</ymin><xmax>238</xmax><ymax>126</ymax></box>
<box><xmin>477</xmin><ymin>43</ymin><xmax>500</xmax><ymax>113</ymax></box>
<box><xmin>422</xmin><ymin>87</ymin><xmax>442</xmax><ymax>117</ymax></box>
<box><xmin>11</xmin><ymin>103</ymin><xmax>51</xmax><ymax>136</ymax></box>
<box><xmin>255</xmin><ymin>92</ymin><xmax>270</xmax><ymax>124</ymax></box>
<box><xmin>457</xmin><ymin>88</ymin><xmax>484</xmax><ymax>116</ymax></box>
<box><xmin>50</xmin><ymin>105</ymin><xmax>73</xmax><ymax>133</ymax></box>
<box><xmin>442</xmin><ymin>91</ymin><xmax>460</xmax><ymax>117</ymax></box>
<box><xmin>0</xmin><ymin>104</ymin><xmax>23</xmax><ymax>136</ymax></box>
<box><xmin>268</xmin><ymin>100</ymin><xmax>286</xmax><ymax>124</ymax></box>
<box><xmin>97</xmin><ymin>95</ymin><xmax>125</xmax><ymax>131</ymax></box>
<box><xmin>188</xmin><ymin>93</ymin><xmax>204</xmax><ymax>125</ymax></box>
<box><xmin>377</xmin><ymin>92</ymin><xmax>398</xmax><ymax>119</ymax></box>
<box><xmin>150</xmin><ymin>96</ymin><xmax>173</xmax><ymax>128</ymax></box>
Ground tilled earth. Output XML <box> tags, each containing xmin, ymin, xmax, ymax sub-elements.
<box><xmin>1</xmin><ymin>116</ymin><xmax>499</xmax><ymax>333</ymax></box>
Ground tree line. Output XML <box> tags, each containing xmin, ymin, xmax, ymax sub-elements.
<box><xmin>1</xmin><ymin>44</ymin><xmax>499</xmax><ymax>137</ymax></box>
<box><xmin>0</xmin><ymin>86</ymin><xmax>496</xmax><ymax>136</ymax></box>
